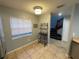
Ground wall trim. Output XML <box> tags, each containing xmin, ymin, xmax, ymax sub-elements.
<box><xmin>7</xmin><ymin>40</ymin><xmax>38</xmax><ymax>55</ymax></box>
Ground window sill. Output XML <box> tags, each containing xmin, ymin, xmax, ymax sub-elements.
<box><xmin>12</xmin><ymin>34</ymin><xmax>32</xmax><ymax>40</ymax></box>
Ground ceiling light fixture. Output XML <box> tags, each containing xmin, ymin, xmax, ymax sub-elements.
<box><xmin>33</xmin><ymin>6</ymin><xmax>42</xmax><ymax>15</ymax></box>
<box><xmin>58</xmin><ymin>13</ymin><xmax>62</xmax><ymax>16</ymax></box>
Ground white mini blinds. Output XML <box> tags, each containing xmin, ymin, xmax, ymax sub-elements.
<box><xmin>10</xmin><ymin>17</ymin><xmax>32</xmax><ymax>39</ymax></box>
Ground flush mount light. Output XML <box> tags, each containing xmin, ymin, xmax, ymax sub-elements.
<box><xmin>33</xmin><ymin>6</ymin><xmax>43</xmax><ymax>15</ymax></box>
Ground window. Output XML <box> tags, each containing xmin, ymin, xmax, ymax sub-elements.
<box><xmin>10</xmin><ymin>17</ymin><xmax>32</xmax><ymax>39</ymax></box>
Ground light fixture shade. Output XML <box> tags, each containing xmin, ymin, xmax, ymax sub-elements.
<box><xmin>34</xmin><ymin>6</ymin><xmax>42</xmax><ymax>15</ymax></box>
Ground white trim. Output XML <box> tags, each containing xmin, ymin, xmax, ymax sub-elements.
<box><xmin>7</xmin><ymin>40</ymin><xmax>38</xmax><ymax>55</ymax></box>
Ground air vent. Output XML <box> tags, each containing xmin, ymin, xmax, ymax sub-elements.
<box><xmin>57</xmin><ymin>4</ymin><xmax>64</xmax><ymax>8</ymax></box>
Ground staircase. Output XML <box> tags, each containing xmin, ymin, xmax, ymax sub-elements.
<box><xmin>50</xmin><ymin>17</ymin><xmax>63</xmax><ymax>40</ymax></box>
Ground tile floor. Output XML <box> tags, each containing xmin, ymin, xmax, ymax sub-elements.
<box><xmin>6</xmin><ymin>39</ymin><xmax>70</xmax><ymax>59</ymax></box>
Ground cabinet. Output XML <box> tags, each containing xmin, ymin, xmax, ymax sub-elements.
<box><xmin>70</xmin><ymin>40</ymin><xmax>79</xmax><ymax>59</ymax></box>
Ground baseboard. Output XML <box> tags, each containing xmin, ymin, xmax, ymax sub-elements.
<box><xmin>7</xmin><ymin>40</ymin><xmax>38</xmax><ymax>55</ymax></box>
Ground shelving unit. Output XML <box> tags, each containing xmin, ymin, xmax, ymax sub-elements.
<box><xmin>38</xmin><ymin>23</ymin><xmax>48</xmax><ymax>46</ymax></box>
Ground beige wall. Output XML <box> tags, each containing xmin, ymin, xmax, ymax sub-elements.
<box><xmin>0</xmin><ymin>6</ymin><xmax>39</xmax><ymax>52</ymax></box>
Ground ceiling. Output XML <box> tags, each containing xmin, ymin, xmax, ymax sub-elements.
<box><xmin>0</xmin><ymin>0</ymin><xmax>78</xmax><ymax>15</ymax></box>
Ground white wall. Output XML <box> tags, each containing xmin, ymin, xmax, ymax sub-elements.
<box><xmin>62</xmin><ymin>3</ymin><xmax>79</xmax><ymax>54</ymax></box>
<box><xmin>61</xmin><ymin>16</ymin><xmax>73</xmax><ymax>53</ymax></box>
<box><xmin>62</xmin><ymin>17</ymin><xmax>71</xmax><ymax>42</ymax></box>
<box><xmin>72</xmin><ymin>4</ymin><xmax>79</xmax><ymax>37</ymax></box>
<box><xmin>0</xmin><ymin>17</ymin><xmax>6</xmax><ymax>57</ymax></box>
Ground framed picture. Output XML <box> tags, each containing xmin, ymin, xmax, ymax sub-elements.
<box><xmin>33</xmin><ymin>24</ymin><xmax>38</xmax><ymax>28</ymax></box>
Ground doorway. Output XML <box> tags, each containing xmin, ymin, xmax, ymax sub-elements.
<box><xmin>50</xmin><ymin>13</ymin><xmax>64</xmax><ymax>40</ymax></box>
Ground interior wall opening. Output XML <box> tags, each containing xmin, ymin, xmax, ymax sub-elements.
<box><xmin>50</xmin><ymin>13</ymin><xmax>64</xmax><ymax>41</ymax></box>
